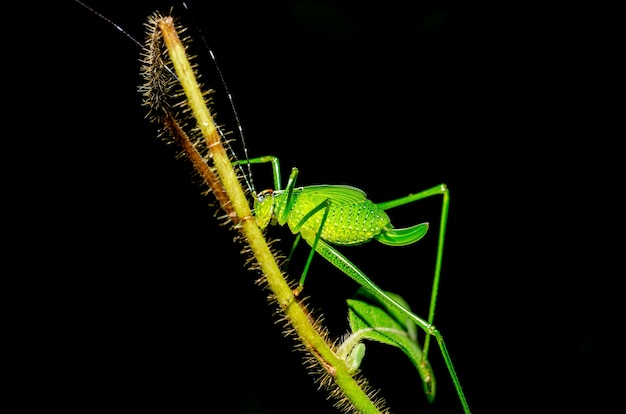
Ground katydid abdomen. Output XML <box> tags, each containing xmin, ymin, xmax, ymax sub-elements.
<box><xmin>280</xmin><ymin>185</ymin><xmax>392</xmax><ymax>246</ymax></box>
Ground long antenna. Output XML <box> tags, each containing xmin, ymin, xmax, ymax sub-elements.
<box><xmin>73</xmin><ymin>0</ymin><xmax>256</xmax><ymax>195</ymax></box>
<box><xmin>181</xmin><ymin>2</ymin><xmax>256</xmax><ymax>195</ymax></box>
<box><xmin>73</xmin><ymin>0</ymin><xmax>143</xmax><ymax>49</ymax></box>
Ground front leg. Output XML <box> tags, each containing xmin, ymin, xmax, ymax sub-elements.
<box><xmin>232</xmin><ymin>155</ymin><xmax>283</xmax><ymax>191</ymax></box>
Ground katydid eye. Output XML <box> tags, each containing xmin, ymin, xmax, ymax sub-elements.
<box><xmin>257</xmin><ymin>189</ymin><xmax>273</xmax><ymax>202</ymax></box>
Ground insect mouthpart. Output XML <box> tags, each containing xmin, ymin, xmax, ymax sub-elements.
<box><xmin>253</xmin><ymin>189</ymin><xmax>275</xmax><ymax>230</ymax></box>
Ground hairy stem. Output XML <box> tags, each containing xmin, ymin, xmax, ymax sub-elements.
<box><xmin>155</xmin><ymin>15</ymin><xmax>383</xmax><ymax>414</ymax></box>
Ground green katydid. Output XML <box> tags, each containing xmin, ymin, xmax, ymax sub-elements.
<box><xmin>235</xmin><ymin>155</ymin><xmax>470</xmax><ymax>412</ymax></box>
<box><xmin>72</xmin><ymin>1</ymin><xmax>470</xmax><ymax>410</ymax></box>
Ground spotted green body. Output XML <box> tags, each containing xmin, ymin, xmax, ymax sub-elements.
<box><xmin>275</xmin><ymin>185</ymin><xmax>391</xmax><ymax>245</ymax></box>
<box><xmin>254</xmin><ymin>182</ymin><xmax>429</xmax><ymax>248</ymax></box>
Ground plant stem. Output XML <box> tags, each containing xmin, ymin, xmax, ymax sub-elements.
<box><xmin>156</xmin><ymin>15</ymin><xmax>384</xmax><ymax>414</ymax></box>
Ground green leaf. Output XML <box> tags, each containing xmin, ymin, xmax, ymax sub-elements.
<box><xmin>346</xmin><ymin>287</ymin><xmax>436</xmax><ymax>402</ymax></box>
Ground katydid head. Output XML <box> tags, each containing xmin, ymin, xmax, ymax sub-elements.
<box><xmin>253</xmin><ymin>189</ymin><xmax>275</xmax><ymax>230</ymax></box>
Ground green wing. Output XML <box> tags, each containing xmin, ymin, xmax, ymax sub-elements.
<box><xmin>301</xmin><ymin>185</ymin><xmax>367</xmax><ymax>205</ymax></box>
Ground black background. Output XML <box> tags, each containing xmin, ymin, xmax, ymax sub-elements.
<box><xmin>10</xmin><ymin>1</ymin><xmax>621</xmax><ymax>413</ymax></box>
